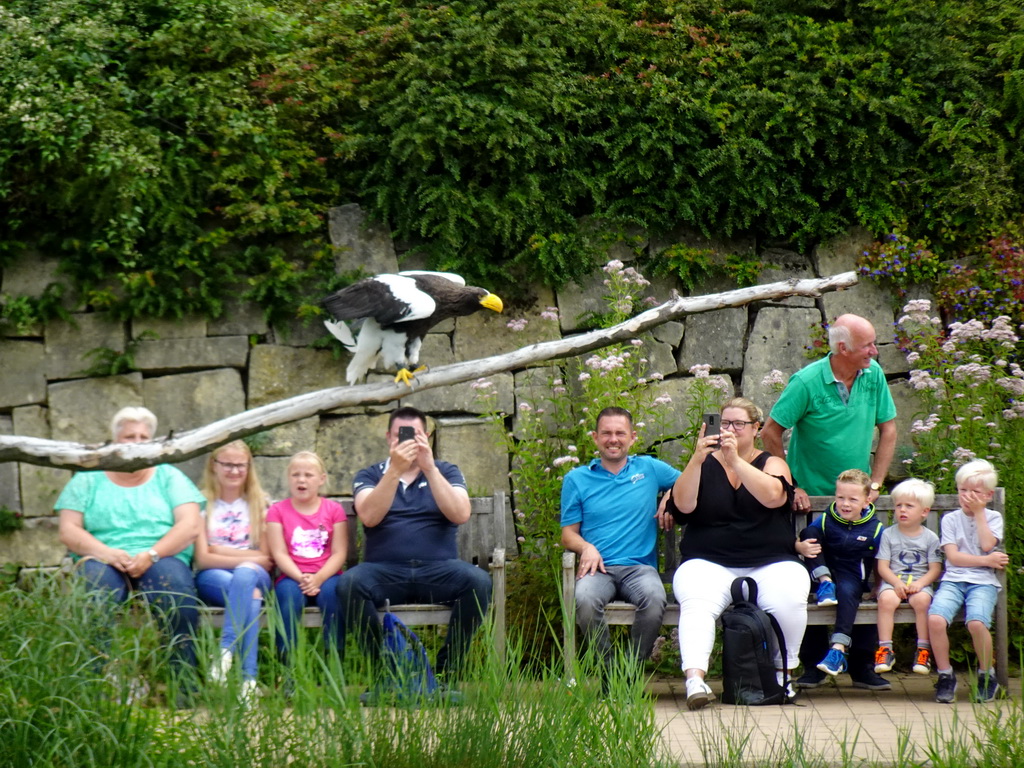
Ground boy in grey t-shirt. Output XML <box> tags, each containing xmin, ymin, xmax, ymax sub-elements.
<box><xmin>928</xmin><ymin>460</ymin><xmax>1009</xmax><ymax>704</ymax></box>
<box><xmin>874</xmin><ymin>479</ymin><xmax>942</xmax><ymax>676</ymax></box>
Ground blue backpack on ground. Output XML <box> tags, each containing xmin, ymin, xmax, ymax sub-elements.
<box><xmin>720</xmin><ymin>577</ymin><xmax>791</xmax><ymax>705</ymax></box>
<box><xmin>380</xmin><ymin>608</ymin><xmax>439</xmax><ymax>703</ymax></box>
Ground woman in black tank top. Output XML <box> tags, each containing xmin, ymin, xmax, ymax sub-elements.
<box><xmin>663</xmin><ymin>397</ymin><xmax>809</xmax><ymax>710</ymax></box>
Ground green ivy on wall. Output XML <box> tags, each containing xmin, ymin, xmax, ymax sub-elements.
<box><xmin>1</xmin><ymin>0</ymin><xmax>1022</xmax><ymax>325</ymax></box>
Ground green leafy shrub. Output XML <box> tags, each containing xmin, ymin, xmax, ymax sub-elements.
<box><xmin>856</xmin><ymin>230</ymin><xmax>944</xmax><ymax>295</ymax></box>
<box><xmin>0</xmin><ymin>507</ymin><xmax>24</xmax><ymax>535</ymax></box>
<box><xmin>649</xmin><ymin>243</ymin><xmax>764</xmax><ymax>292</ymax></box>
<box><xmin>4</xmin><ymin>0</ymin><xmax>1024</xmax><ymax>318</ymax></box>
<box><xmin>936</xmin><ymin>232</ymin><xmax>1024</xmax><ymax>325</ymax></box>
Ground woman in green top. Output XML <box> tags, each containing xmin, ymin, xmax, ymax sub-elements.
<box><xmin>56</xmin><ymin>406</ymin><xmax>205</xmax><ymax>691</ymax></box>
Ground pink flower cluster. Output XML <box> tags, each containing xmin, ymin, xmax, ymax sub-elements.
<box><xmin>689</xmin><ymin>364</ymin><xmax>711</xmax><ymax>378</ymax></box>
<box><xmin>909</xmin><ymin>369</ymin><xmax>942</xmax><ymax>391</ymax></box>
<box><xmin>552</xmin><ymin>456</ymin><xmax>580</xmax><ymax>467</ymax></box>
<box><xmin>951</xmin><ymin>363</ymin><xmax>992</xmax><ymax>383</ymax></box>
<box><xmin>602</xmin><ymin>259</ymin><xmax>651</xmax><ymax>288</ymax></box>
<box><xmin>946</xmin><ymin>316</ymin><xmax>1018</xmax><ymax>348</ymax></box>
<box><xmin>911</xmin><ymin>413</ymin><xmax>940</xmax><ymax>434</ymax></box>
<box><xmin>584</xmin><ymin>353</ymin><xmax>628</xmax><ymax>371</ymax></box>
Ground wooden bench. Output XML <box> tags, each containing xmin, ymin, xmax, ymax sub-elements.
<box><xmin>201</xmin><ymin>492</ymin><xmax>509</xmax><ymax>663</ymax></box>
<box><xmin>562</xmin><ymin>489</ymin><xmax>1008</xmax><ymax>686</ymax></box>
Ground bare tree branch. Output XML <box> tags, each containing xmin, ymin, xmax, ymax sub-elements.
<box><xmin>0</xmin><ymin>272</ymin><xmax>857</xmax><ymax>470</ymax></box>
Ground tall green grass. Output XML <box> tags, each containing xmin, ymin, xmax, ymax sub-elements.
<box><xmin>6</xmin><ymin>579</ymin><xmax>1024</xmax><ymax>768</ymax></box>
<box><xmin>0</xmin><ymin>581</ymin><xmax>672</xmax><ymax>768</ymax></box>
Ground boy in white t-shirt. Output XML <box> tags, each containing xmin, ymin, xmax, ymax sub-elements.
<box><xmin>928</xmin><ymin>460</ymin><xmax>1009</xmax><ymax>703</ymax></box>
<box><xmin>873</xmin><ymin>479</ymin><xmax>942</xmax><ymax>676</ymax></box>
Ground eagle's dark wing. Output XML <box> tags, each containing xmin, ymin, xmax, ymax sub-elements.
<box><xmin>321</xmin><ymin>274</ymin><xmax>436</xmax><ymax>327</ymax></box>
<box><xmin>321</xmin><ymin>271</ymin><xmax>501</xmax><ymax>386</ymax></box>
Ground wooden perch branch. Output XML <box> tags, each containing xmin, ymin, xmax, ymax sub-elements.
<box><xmin>0</xmin><ymin>272</ymin><xmax>857</xmax><ymax>470</ymax></box>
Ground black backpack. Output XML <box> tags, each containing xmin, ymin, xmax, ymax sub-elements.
<box><xmin>720</xmin><ymin>577</ymin><xmax>791</xmax><ymax>705</ymax></box>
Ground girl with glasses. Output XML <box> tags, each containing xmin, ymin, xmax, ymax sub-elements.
<box><xmin>195</xmin><ymin>440</ymin><xmax>272</xmax><ymax>705</ymax></box>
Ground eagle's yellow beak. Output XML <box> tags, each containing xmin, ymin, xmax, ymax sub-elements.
<box><xmin>480</xmin><ymin>293</ymin><xmax>504</xmax><ymax>313</ymax></box>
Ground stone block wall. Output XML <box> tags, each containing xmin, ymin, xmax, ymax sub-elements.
<box><xmin>0</xmin><ymin>207</ymin><xmax>922</xmax><ymax>567</ymax></box>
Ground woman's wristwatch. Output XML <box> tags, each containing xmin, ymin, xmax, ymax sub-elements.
<box><xmin>148</xmin><ymin>548</ymin><xmax>160</xmax><ymax>563</ymax></box>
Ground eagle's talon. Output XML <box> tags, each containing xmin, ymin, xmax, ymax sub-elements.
<box><xmin>394</xmin><ymin>368</ymin><xmax>416</xmax><ymax>387</ymax></box>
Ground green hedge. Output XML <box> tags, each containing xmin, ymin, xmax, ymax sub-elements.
<box><xmin>1</xmin><ymin>0</ymin><xmax>1022</xmax><ymax>323</ymax></box>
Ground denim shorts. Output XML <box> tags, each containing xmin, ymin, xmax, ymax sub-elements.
<box><xmin>928</xmin><ymin>581</ymin><xmax>998</xmax><ymax>628</ymax></box>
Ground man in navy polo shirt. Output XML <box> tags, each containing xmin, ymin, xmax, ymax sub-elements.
<box><xmin>336</xmin><ymin>406</ymin><xmax>490</xmax><ymax>681</ymax></box>
<box><xmin>561</xmin><ymin>406</ymin><xmax>683</xmax><ymax>677</ymax></box>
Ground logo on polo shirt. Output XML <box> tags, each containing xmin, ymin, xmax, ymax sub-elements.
<box><xmin>630</xmin><ymin>473</ymin><xmax>645</xmax><ymax>484</ymax></box>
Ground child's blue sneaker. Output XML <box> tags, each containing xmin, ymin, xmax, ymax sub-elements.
<box><xmin>816</xmin><ymin>648</ymin><xmax>848</xmax><ymax>676</ymax></box>
<box><xmin>816</xmin><ymin>581</ymin><xmax>838</xmax><ymax>607</ymax></box>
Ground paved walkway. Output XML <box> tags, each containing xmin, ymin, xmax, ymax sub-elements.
<box><xmin>652</xmin><ymin>673</ymin><xmax>1019</xmax><ymax>766</ymax></box>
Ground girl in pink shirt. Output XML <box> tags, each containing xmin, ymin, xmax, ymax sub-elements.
<box><xmin>266</xmin><ymin>451</ymin><xmax>348</xmax><ymax>670</ymax></box>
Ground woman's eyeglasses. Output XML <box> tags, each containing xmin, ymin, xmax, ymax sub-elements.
<box><xmin>214</xmin><ymin>460</ymin><xmax>249</xmax><ymax>472</ymax></box>
<box><xmin>721</xmin><ymin>420</ymin><xmax>756</xmax><ymax>430</ymax></box>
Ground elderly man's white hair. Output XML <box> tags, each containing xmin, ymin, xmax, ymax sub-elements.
<box><xmin>110</xmin><ymin>406</ymin><xmax>158</xmax><ymax>441</ymax></box>
<box><xmin>827</xmin><ymin>322</ymin><xmax>853</xmax><ymax>354</ymax></box>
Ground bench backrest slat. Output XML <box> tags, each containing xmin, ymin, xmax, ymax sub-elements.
<box><xmin>340</xmin><ymin>492</ymin><xmax>508</xmax><ymax>570</ymax></box>
<box><xmin>656</xmin><ymin>489</ymin><xmax>1006</xmax><ymax>581</ymax></box>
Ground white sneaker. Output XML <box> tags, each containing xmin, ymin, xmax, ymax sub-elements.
<box><xmin>240</xmin><ymin>678</ymin><xmax>260</xmax><ymax>709</ymax></box>
<box><xmin>105</xmin><ymin>671</ymin><xmax>150</xmax><ymax>706</ymax></box>
<box><xmin>210</xmin><ymin>648</ymin><xmax>232</xmax><ymax>684</ymax></box>
<box><xmin>685</xmin><ymin>677</ymin><xmax>713</xmax><ymax>711</ymax></box>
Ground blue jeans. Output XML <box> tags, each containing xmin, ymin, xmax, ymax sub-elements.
<box><xmin>274</xmin><ymin>574</ymin><xmax>343</xmax><ymax>661</ymax></box>
<box><xmin>196</xmin><ymin>565</ymin><xmax>272</xmax><ymax>680</ymax></box>
<box><xmin>929</xmin><ymin>581</ymin><xmax>999</xmax><ymax>628</ymax></box>
<box><xmin>77</xmin><ymin>556</ymin><xmax>199</xmax><ymax>672</ymax></box>
<box><xmin>574</xmin><ymin>564</ymin><xmax>667</xmax><ymax>667</ymax></box>
<box><xmin>828</xmin><ymin>574</ymin><xmax>868</xmax><ymax>648</ymax></box>
<box><xmin>335</xmin><ymin>559</ymin><xmax>491</xmax><ymax>675</ymax></box>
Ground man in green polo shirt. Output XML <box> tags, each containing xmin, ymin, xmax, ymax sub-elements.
<box><xmin>761</xmin><ymin>313</ymin><xmax>897</xmax><ymax>690</ymax></box>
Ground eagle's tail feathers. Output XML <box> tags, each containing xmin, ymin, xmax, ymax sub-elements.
<box><xmin>324</xmin><ymin>319</ymin><xmax>357</xmax><ymax>351</ymax></box>
<box><xmin>345</xmin><ymin>320</ymin><xmax>384</xmax><ymax>385</ymax></box>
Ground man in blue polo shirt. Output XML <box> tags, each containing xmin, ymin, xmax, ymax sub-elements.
<box><xmin>561</xmin><ymin>406</ymin><xmax>682</xmax><ymax>677</ymax></box>
<box><xmin>336</xmin><ymin>406</ymin><xmax>490</xmax><ymax>683</ymax></box>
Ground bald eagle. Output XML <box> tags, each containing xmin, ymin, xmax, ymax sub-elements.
<box><xmin>322</xmin><ymin>271</ymin><xmax>504</xmax><ymax>386</ymax></box>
